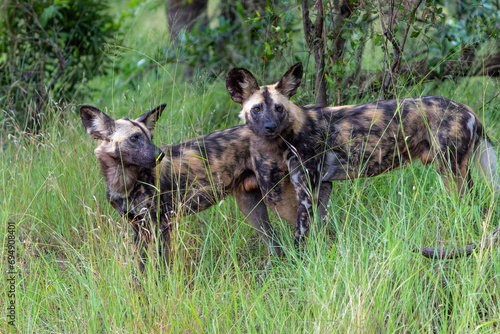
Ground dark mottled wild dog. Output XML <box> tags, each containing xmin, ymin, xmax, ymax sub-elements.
<box><xmin>227</xmin><ymin>62</ymin><xmax>500</xmax><ymax>248</ymax></box>
<box><xmin>80</xmin><ymin>104</ymin><xmax>300</xmax><ymax>269</ymax></box>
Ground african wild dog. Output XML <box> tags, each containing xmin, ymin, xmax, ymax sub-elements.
<box><xmin>227</xmin><ymin>62</ymin><xmax>500</xmax><ymax>249</ymax></box>
<box><xmin>80</xmin><ymin>104</ymin><xmax>301</xmax><ymax>270</ymax></box>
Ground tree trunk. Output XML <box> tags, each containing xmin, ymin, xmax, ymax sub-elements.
<box><xmin>302</xmin><ymin>0</ymin><xmax>327</xmax><ymax>106</ymax></box>
<box><xmin>166</xmin><ymin>0</ymin><xmax>208</xmax><ymax>38</ymax></box>
<box><xmin>328</xmin><ymin>0</ymin><xmax>355</xmax><ymax>105</ymax></box>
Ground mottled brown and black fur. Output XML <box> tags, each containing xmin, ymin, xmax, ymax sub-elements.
<box><xmin>81</xmin><ymin>104</ymin><xmax>299</xmax><ymax>270</ymax></box>
<box><xmin>227</xmin><ymin>63</ymin><xmax>499</xmax><ymax>246</ymax></box>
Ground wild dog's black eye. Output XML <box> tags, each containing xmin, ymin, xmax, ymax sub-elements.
<box><xmin>130</xmin><ymin>134</ymin><xmax>140</xmax><ymax>143</ymax></box>
<box><xmin>276</xmin><ymin>105</ymin><xmax>283</xmax><ymax>113</ymax></box>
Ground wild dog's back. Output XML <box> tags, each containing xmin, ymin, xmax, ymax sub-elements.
<box><xmin>156</xmin><ymin>125</ymin><xmax>260</xmax><ymax>214</ymax></box>
<box><xmin>319</xmin><ymin>96</ymin><xmax>493</xmax><ymax>189</ymax></box>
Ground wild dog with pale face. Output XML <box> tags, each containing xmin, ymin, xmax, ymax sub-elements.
<box><xmin>80</xmin><ymin>104</ymin><xmax>299</xmax><ymax>269</ymax></box>
<box><xmin>227</xmin><ymin>63</ymin><xmax>500</xmax><ymax>248</ymax></box>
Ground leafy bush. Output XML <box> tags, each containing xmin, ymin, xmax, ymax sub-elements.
<box><xmin>166</xmin><ymin>1</ymin><xmax>298</xmax><ymax>75</ymax></box>
<box><xmin>0</xmin><ymin>0</ymin><xmax>119</xmax><ymax>130</ymax></box>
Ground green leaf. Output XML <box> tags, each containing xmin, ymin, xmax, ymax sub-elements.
<box><xmin>410</xmin><ymin>31</ymin><xmax>420</xmax><ymax>38</ymax></box>
<box><xmin>128</xmin><ymin>0</ymin><xmax>141</xmax><ymax>7</ymax></box>
<box><xmin>40</xmin><ymin>5</ymin><xmax>59</xmax><ymax>28</ymax></box>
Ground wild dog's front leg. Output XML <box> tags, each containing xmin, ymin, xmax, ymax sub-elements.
<box><xmin>107</xmin><ymin>192</ymin><xmax>149</xmax><ymax>271</ymax></box>
<box><xmin>235</xmin><ymin>188</ymin><xmax>283</xmax><ymax>258</ymax></box>
<box><xmin>129</xmin><ymin>210</ymin><xmax>172</xmax><ymax>272</ymax></box>
<box><xmin>131</xmin><ymin>219</ymin><xmax>149</xmax><ymax>273</ymax></box>
<box><xmin>287</xmin><ymin>155</ymin><xmax>323</xmax><ymax>248</ymax></box>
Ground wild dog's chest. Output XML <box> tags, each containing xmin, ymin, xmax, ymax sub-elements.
<box><xmin>250</xmin><ymin>140</ymin><xmax>290</xmax><ymax>205</ymax></box>
<box><xmin>107</xmin><ymin>182</ymin><xmax>160</xmax><ymax>223</ymax></box>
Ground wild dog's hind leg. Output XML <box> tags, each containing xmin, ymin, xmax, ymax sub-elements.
<box><xmin>235</xmin><ymin>189</ymin><xmax>284</xmax><ymax>258</ymax></box>
<box><xmin>317</xmin><ymin>182</ymin><xmax>332</xmax><ymax>231</ymax></box>
<box><xmin>434</xmin><ymin>132</ymin><xmax>475</xmax><ymax>197</ymax></box>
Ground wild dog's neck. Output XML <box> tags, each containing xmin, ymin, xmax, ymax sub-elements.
<box><xmin>253</xmin><ymin>129</ymin><xmax>291</xmax><ymax>155</ymax></box>
<box><xmin>98</xmin><ymin>155</ymin><xmax>143</xmax><ymax>198</ymax></box>
<box><xmin>94</xmin><ymin>146</ymin><xmax>149</xmax><ymax>198</ymax></box>
<box><xmin>288</xmin><ymin>102</ymin><xmax>307</xmax><ymax>135</ymax></box>
<box><xmin>279</xmin><ymin>126</ymin><xmax>296</xmax><ymax>141</ymax></box>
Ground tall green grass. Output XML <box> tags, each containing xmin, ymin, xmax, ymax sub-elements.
<box><xmin>2</xmin><ymin>69</ymin><xmax>499</xmax><ymax>332</ymax></box>
<box><xmin>1</xmin><ymin>2</ymin><xmax>500</xmax><ymax>332</ymax></box>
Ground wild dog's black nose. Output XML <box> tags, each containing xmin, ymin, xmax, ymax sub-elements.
<box><xmin>265</xmin><ymin>121</ymin><xmax>278</xmax><ymax>133</ymax></box>
<box><xmin>155</xmin><ymin>149</ymin><xmax>165</xmax><ymax>164</ymax></box>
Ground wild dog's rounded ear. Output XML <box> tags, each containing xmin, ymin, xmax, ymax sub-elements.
<box><xmin>80</xmin><ymin>105</ymin><xmax>116</xmax><ymax>140</ymax></box>
<box><xmin>275</xmin><ymin>62</ymin><xmax>303</xmax><ymax>98</ymax></box>
<box><xmin>226</xmin><ymin>67</ymin><xmax>260</xmax><ymax>104</ymax></box>
<box><xmin>136</xmin><ymin>104</ymin><xmax>166</xmax><ymax>131</ymax></box>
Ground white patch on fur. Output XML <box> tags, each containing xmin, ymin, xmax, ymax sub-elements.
<box><xmin>477</xmin><ymin>140</ymin><xmax>500</xmax><ymax>192</ymax></box>
<box><xmin>466</xmin><ymin>112</ymin><xmax>475</xmax><ymax>139</ymax></box>
<box><xmin>300</xmin><ymin>225</ymin><xmax>308</xmax><ymax>235</ymax></box>
<box><xmin>240</xmin><ymin>79</ymin><xmax>254</xmax><ymax>90</ymax></box>
<box><xmin>276</xmin><ymin>76</ymin><xmax>300</xmax><ymax>96</ymax></box>
<box><xmin>240</xmin><ymin>92</ymin><xmax>265</xmax><ymax>120</ymax></box>
<box><xmin>301</xmin><ymin>199</ymin><xmax>312</xmax><ymax>209</ymax></box>
<box><xmin>90</xmin><ymin>117</ymin><xmax>107</xmax><ymax>137</ymax></box>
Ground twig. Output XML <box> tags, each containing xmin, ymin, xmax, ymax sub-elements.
<box><xmin>377</xmin><ymin>0</ymin><xmax>423</xmax><ymax>98</ymax></box>
<box><xmin>399</xmin><ymin>0</ymin><xmax>423</xmax><ymax>58</ymax></box>
<box><xmin>24</xmin><ymin>3</ymin><xmax>66</xmax><ymax>93</ymax></box>
<box><xmin>301</xmin><ymin>51</ymin><xmax>315</xmax><ymax>97</ymax></box>
<box><xmin>480</xmin><ymin>90</ymin><xmax>500</xmax><ymax>112</ymax></box>
<box><xmin>301</xmin><ymin>84</ymin><xmax>315</xmax><ymax>97</ymax></box>
<box><xmin>302</xmin><ymin>0</ymin><xmax>327</xmax><ymax>106</ymax></box>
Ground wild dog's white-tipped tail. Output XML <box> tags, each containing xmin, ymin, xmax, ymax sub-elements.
<box><xmin>477</xmin><ymin>140</ymin><xmax>500</xmax><ymax>193</ymax></box>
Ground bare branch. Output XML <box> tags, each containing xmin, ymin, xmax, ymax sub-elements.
<box><xmin>302</xmin><ymin>0</ymin><xmax>327</xmax><ymax>106</ymax></box>
<box><xmin>377</xmin><ymin>0</ymin><xmax>423</xmax><ymax>99</ymax></box>
<box><xmin>399</xmin><ymin>0</ymin><xmax>424</xmax><ymax>67</ymax></box>
<box><xmin>23</xmin><ymin>2</ymin><xmax>66</xmax><ymax>89</ymax></box>
<box><xmin>301</xmin><ymin>50</ymin><xmax>315</xmax><ymax>97</ymax></box>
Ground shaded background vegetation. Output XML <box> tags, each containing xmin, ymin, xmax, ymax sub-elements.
<box><xmin>1</xmin><ymin>0</ymin><xmax>499</xmax><ymax>131</ymax></box>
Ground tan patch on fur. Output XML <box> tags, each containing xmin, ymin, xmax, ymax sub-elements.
<box><xmin>95</xmin><ymin>144</ymin><xmax>139</xmax><ymax>196</ymax></box>
<box><xmin>268</xmin><ymin>86</ymin><xmax>306</xmax><ymax>131</ymax></box>
<box><xmin>111</xmin><ymin>120</ymin><xmax>145</xmax><ymax>142</ymax></box>
<box><xmin>240</xmin><ymin>92</ymin><xmax>262</xmax><ymax>120</ymax></box>
<box><xmin>365</xmin><ymin>108</ymin><xmax>383</xmax><ymax>124</ymax></box>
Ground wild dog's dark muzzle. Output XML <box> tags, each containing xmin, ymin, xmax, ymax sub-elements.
<box><xmin>265</xmin><ymin>121</ymin><xmax>278</xmax><ymax>133</ymax></box>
